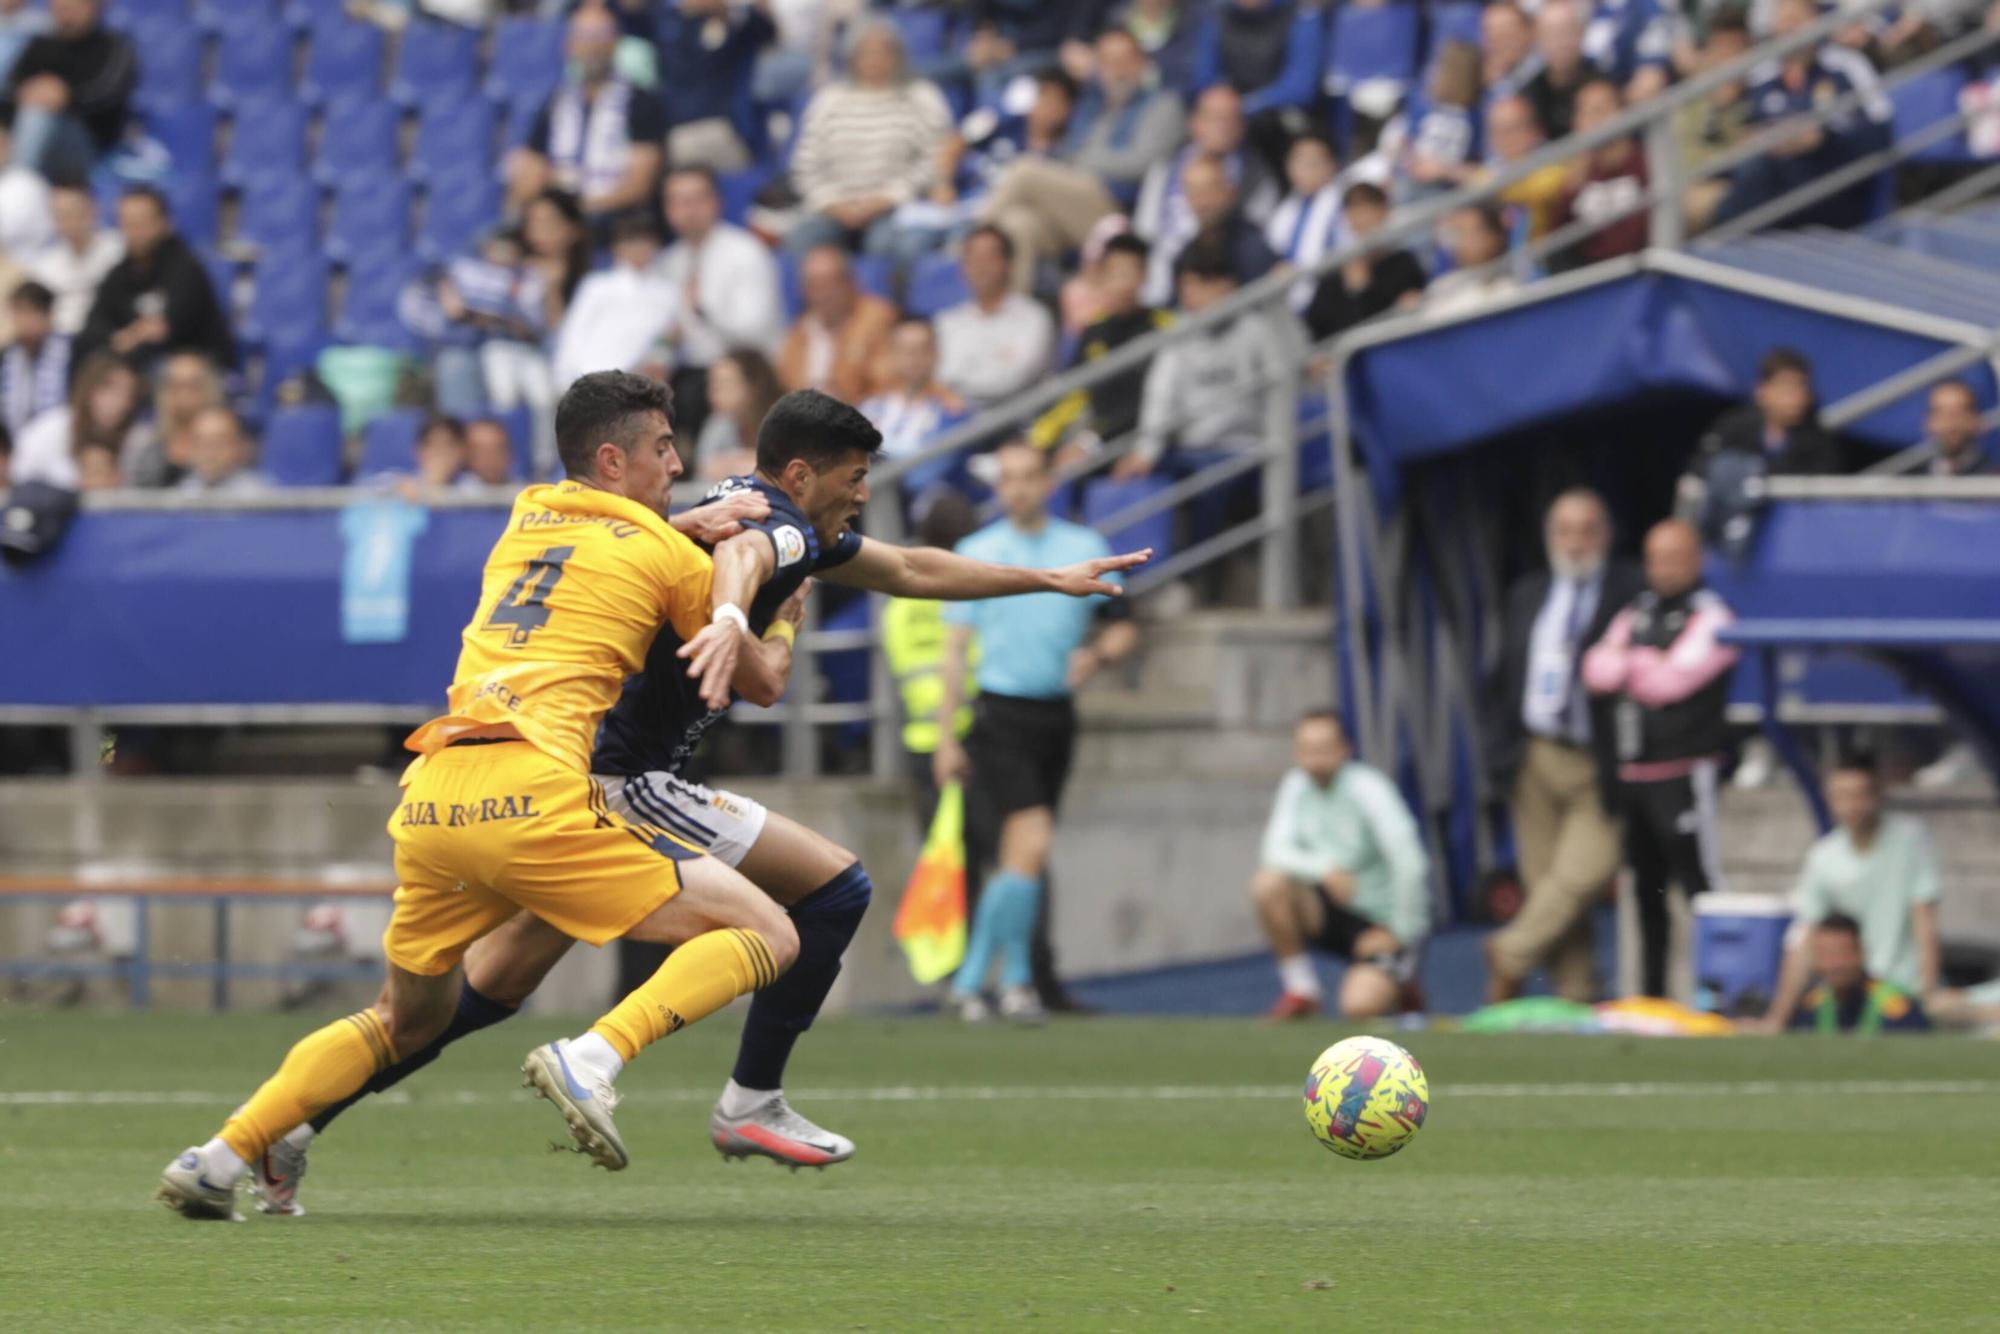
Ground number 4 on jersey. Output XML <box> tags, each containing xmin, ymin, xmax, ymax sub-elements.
<box><xmin>486</xmin><ymin>545</ymin><xmax>574</xmax><ymax>646</ymax></box>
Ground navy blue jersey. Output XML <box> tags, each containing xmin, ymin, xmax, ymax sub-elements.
<box><xmin>592</xmin><ymin>476</ymin><xmax>863</xmax><ymax>777</ymax></box>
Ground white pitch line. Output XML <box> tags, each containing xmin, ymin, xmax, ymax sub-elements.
<box><xmin>1</xmin><ymin>1079</ymin><xmax>1996</xmax><ymax>1108</ymax></box>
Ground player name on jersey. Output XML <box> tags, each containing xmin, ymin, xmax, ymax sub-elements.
<box><xmin>397</xmin><ymin>795</ymin><xmax>542</xmax><ymax>827</ymax></box>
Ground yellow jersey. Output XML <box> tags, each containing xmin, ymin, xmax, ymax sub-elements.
<box><xmin>404</xmin><ymin>481</ymin><xmax>714</xmax><ymax>774</ymax></box>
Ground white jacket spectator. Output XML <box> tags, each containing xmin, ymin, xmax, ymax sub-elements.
<box><xmin>934</xmin><ymin>228</ymin><xmax>1054</xmax><ymax>410</ymax></box>
<box><xmin>655</xmin><ymin>167</ymin><xmax>785</xmax><ymax>367</ymax></box>
<box><xmin>0</xmin><ymin>116</ymin><xmax>52</xmax><ymax>256</ymax></box>
<box><xmin>27</xmin><ymin>179</ymin><xmax>120</xmax><ymax>335</ymax></box>
<box><xmin>552</xmin><ymin>216</ymin><xmax>678</xmax><ymax>390</ymax></box>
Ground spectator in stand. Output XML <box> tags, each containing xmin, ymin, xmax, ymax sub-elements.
<box><xmin>1031</xmin><ymin>233</ymin><xmax>1172</xmax><ymax>459</ymax></box>
<box><xmin>1266</xmin><ymin>130</ymin><xmax>1347</xmax><ymax>314</ymax></box>
<box><xmin>1523</xmin><ymin>0</ymin><xmax>1602</xmax><ymax>141</ymax></box>
<box><xmin>75</xmin><ymin>434</ymin><xmax>118</xmax><ymax>489</ymax></box>
<box><xmin>522</xmin><ymin>188</ymin><xmax>591</xmax><ymax>333</ymax></box>
<box><xmin>28</xmin><ymin>178</ymin><xmax>119</xmax><ymax>336</ymax></box>
<box><xmin>1482</xmin><ymin>2</ymin><xmax>1541</xmax><ymax>104</ymax></box>
<box><xmin>0</xmin><ymin>112</ymin><xmax>51</xmax><ymax>256</ymax></box>
<box><xmin>441</xmin><ymin>226</ymin><xmax>545</xmax><ymax>423</ymax></box>
<box><xmin>1119</xmin><ymin>0</ymin><xmax>1206</xmax><ymax>93</ymax></box>
<box><xmin>1134</xmin><ymin>86</ymin><xmax>1280</xmax><ymax>300</ymax></box>
<box><xmin>1191</xmin><ymin>0</ymin><xmax>1326</xmax><ymax>168</ymax></box>
<box><xmin>957</xmin><ymin>1</ymin><xmax>1112</xmax><ymax>108</ymax></box>
<box><xmin>1482</xmin><ymin>490</ymin><xmax>1642</xmax><ymax>1004</ymax></box>
<box><xmin>390</xmin><ymin>416</ymin><xmax>488</xmax><ymax>499</ymax></box>
<box><xmin>1481</xmin><ymin>95</ymin><xmax>1571</xmax><ymax>241</ymax></box>
<box><xmin>653</xmin><ymin>166</ymin><xmax>785</xmax><ymax>442</ymax></box>
<box><xmin>0</xmin><ymin>0</ymin><xmax>49</xmax><ymax>86</ymax></box>
<box><xmin>1926</xmin><ymin>379</ymin><xmax>1995</xmax><ymax>476</ymax></box>
<box><xmin>1424</xmin><ymin>203</ymin><xmax>1519</xmax><ymax>319</ymax></box>
<box><xmin>1583</xmin><ymin>0</ymin><xmax>1675</xmax><ymax>102</ymax></box>
<box><xmin>1398</xmin><ymin>41</ymin><xmax>1484</xmax><ymax>199</ymax></box>
<box><xmin>463</xmin><ymin>416</ymin><xmax>517</xmax><ymax>486</ymax></box>
<box><xmin>1304</xmin><ymin>182</ymin><xmax>1427</xmax><ymax>342</ymax></box>
<box><xmin>2</xmin><ymin>281</ymin><xmax>69</xmax><ymax>440</ymax></box>
<box><xmin>934</xmin><ymin>225</ymin><xmax>1055</xmax><ymax>412</ymax></box>
<box><xmin>1757</xmin><ymin>755</ymin><xmax>1941</xmax><ymax>1030</ymax></box>
<box><xmin>860</xmin><ymin>316</ymin><xmax>969</xmax><ymax>491</ymax></box>
<box><xmin>510</xmin><ymin>5</ymin><xmax>665</xmax><ymax>233</ymax></box>
<box><xmin>124</xmin><ymin>349</ymin><xmax>219</xmax><ymax>488</ymax></box>
<box><xmin>551</xmin><ymin>212</ymin><xmax>676</xmax><ymax>390</ymax></box>
<box><xmin>776</xmin><ymin>243</ymin><xmax>895</xmax><ymax>402</ymax></box>
<box><xmin>1550</xmin><ymin>78</ymin><xmax>1650</xmax><ymax>269</ymax></box>
<box><xmin>1783</xmin><ymin>914</ymin><xmax>1931</xmax><ymax>1033</ymax></box>
<box><xmin>176</xmin><ymin>404</ymin><xmax>265</xmax><ymax>497</ymax></box>
<box><xmin>751</xmin><ymin>0</ymin><xmax>855</xmax><ymax>105</ymax></box>
<box><xmin>1581</xmin><ymin>518</ymin><xmax>1740</xmax><ymax>998</ymax></box>
<box><xmin>785</xmin><ymin>20</ymin><xmax>953</xmax><ymax>256</ymax></box>
<box><xmin>976</xmin><ymin>30</ymin><xmax>1184</xmax><ymax>291</ymax></box>
<box><xmin>693</xmin><ymin>345</ymin><xmax>783</xmax><ymax>482</ymax></box>
<box><xmin>1675</xmin><ymin>10</ymin><xmax>1753</xmax><ymax>233</ymax></box>
<box><xmin>1055</xmin><ymin>214</ymin><xmax>1137</xmax><ymax>337</ymax></box>
<box><xmin>77</xmin><ymin>187</ymin><xmax>233</xmax><ymax>375</ymax></box>
<box><xmin>1140</xmin><ymin>152</ymin><xmax>1278</xmax><ymax>307</ymax></box>
<box><xmin>1123</xmin><ymin>240</ymin><xmax>1303</xmax><ymax>480</ymax></box>
<box><xmin>1251</xmin><ymin>710</ymin><xmax>1433</xmax><ymax>1021</ymax></box>
<box><xmin>653</xmin><ymin>0</ymin><xmax>775</xmax><ymax>173</ymax></box>
<box><xmin>1680</xmin><ymin>347</ymin><xmax>1838</xmax><ymax>547</ymax></box>
<box><xmin>1712</xmin><ymin>0</ymin><xmax>1891</xmax><ymax>231</ymax></box>
<box><xmin>933</xmin><ymin>69</ymin><xmax>1085</xmax><ymax>286</ymax></box>
<box><xmin>9</xmin><ymin>347</ymin><xmax>138</xmax><ymax>488</ymax></box>
<box><xmin>1</xmin><ymin>0</ymin><xmax>133</xmax><ymax>178</ymax></box>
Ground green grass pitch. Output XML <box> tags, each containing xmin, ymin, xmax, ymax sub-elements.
<box><xmin>2</xmin><ymin>1010</ymin><xmax>1997</xmax><ymax>1331</ymax></box>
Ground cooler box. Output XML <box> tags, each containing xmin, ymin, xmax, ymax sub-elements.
<box><xmin>1692</xmin><ymin>894</ymin><xmax>1793</xmax><ymax>1017</ymax></box>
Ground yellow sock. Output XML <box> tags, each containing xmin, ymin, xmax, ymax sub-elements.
<box><xmin>218</xmin><ymin>1010</ymin><xmax>394</xmax><ymax>1161</ymax></box>
<box><xmin>590</xmin><ymin>928</ymin><xmax>776</xmax><ymax>1062</ymax></box>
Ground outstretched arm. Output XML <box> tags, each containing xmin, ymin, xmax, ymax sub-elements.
<box><xmin>818</xmin><ymin>535</ymin><xmax>1151</xmax><ymax>600</ymax></box>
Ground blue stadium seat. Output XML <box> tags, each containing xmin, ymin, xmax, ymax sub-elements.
<box><xmin>142</xmin><ymin>102</ymin><xmax>219</xmax><ymax>176</ymax></box>
<box><xmin>1083</xmin><ymin>477</ymin><xmax>1177</xmax><ymax>565</ymax></box>
<box><xmin>335</xmin><ymin>248</ymin><xmax>425</xmax><ymax>348</ymax></box>
<box><xmin>716</xmin><ymin>167</ymin><xmax>770</xmax><ymax>226</ymax></box>
<box><xmin>196</xmin><ymin>0</ymin><xmax>285</xmax><ymax>36</ymax></box>
<box><xmin>262</xmin><ymin>403</ymin><xmax>346</xmax><ymax>486</ymax></box>
<box><xmin>246</xmin><ymin>248</ymin><xmax>332</xmax><ymax>346</ymax></box>
<box><xmin>165</xmin><ymin>170</ymin><xmax>223</xmax><ymax>250</ymax></box>
<box><xmin>1427</xmin><ymin>2</ymin><xmax>1484</xmax><ymax>58</ymax></box>
<box><xmin>210</xmin><ymin>14</ymin><xmax>298</xmax><ymax>110</ymax></box>
<box><xmin>284</xmin><ymin>0</ymin><xmax>349</xmax><ymax>32</ymax></box>
<box><xmin>418</xmin><ymin>167</ymin><xmax>501</xmax><ymax>261</ymax></box>
<box><xmin>107</xmin><ymin>0</ymin><xmax>190</xmax><ymax>32</ymax></box>
<box><xmin>486</xmin><ymin>17</ymin><xmax>565</xmax><ymax>114</ymax></box>
<box><xmin>1325</xmin><ymin>3</ymin><xmax>1423</xmax><ymax>96</ymax></box>
<box><xmin>358</xmin><ymin>406</ymin><xmax>428</xmax><ymax>477</ymax></box>
<box><xmin>502</xmin><ymin>99</ymin><xmax>542</xmax><ymax>153</ymax></box>
<box><xmin>222</xmin><ymin>96</ymin><xmax>310</xmax><ymax>189</ymax></box>
<box><xmin>327</xmin><ymin>175</ymin><xmax>414</xmax><ymax>264</ymax></box>
<box><xmin>1894</xmin><ymin>69</ymin><xmax>1972</xmax><ymax>162</ymax></box>
<box><xmin>904</xmin><ymin>252</ymin><xmax>969</xmax><ymax>318</ymax></box>
<box><xmin>411</xmin><ymin>96</ymin><xmax>497</xmax><ymax>185</ymax></box>
<box><xmin>389</xmin><ymin>20</ymin><xmax>480</xmax><ymax>109</ymax></box>
<box><xmin>853</xmin><ymin>253</ymin><xmax>895</xmax><ymax>303</ymax></box>
<box><xmin>197</xmin><ymin>248</ymin><xmax>241</xmax><ymax>328</ymax></box>
<box><xmin>237</xmin><ymin>172</ymin><xmax>322</xmax><ymax>252</ymax></box>
<box><xmin>301</xmin><ymin>16</ymin><xmax>387</xmax><ymax>108</ymax></box>
<box><xmin>494</xmin><ymin>404</ymin><xmax>535</xmax><ymax>480</ymax></box>
<box><xmin>314</xmin><ymin>96</ymin><xmax>403</xmax><ymax>186</ymax></box>
<box><xmin>887</xmin><ymin>7</ymin><xmax>954</xmax><ymax>65</ymax></box>
<box><xmin>131</xmin><ymin>22</ymin><xmax>206</xmax><ymax>114</ymax></box>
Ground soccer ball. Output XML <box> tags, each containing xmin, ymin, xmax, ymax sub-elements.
<box><xmin>1302</xmin><ymin>1035</ymin><xmax>1429</xmax><ymax>1160</ymax></box>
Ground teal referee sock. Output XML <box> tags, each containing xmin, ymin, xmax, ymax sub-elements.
<box><xmin>955</xmin><ymin>871</ymin><xmax>1039</xmax><ymax>995</ymax></box>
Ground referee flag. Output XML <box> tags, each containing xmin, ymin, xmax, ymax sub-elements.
<box><xmin>893</xmin><ymin>783</ymin><xmax>967</xmax><ymax>983</ymax></box>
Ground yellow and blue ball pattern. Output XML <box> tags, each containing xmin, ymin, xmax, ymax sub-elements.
<box><xmin>1302</xmin><ymin>1035</ymin><xmax>1429</xmax><ymax>1160</ymax></box>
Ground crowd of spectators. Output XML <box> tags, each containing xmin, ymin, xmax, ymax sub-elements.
<box><xmin>0</xmin><ymin>0</ymin><xmax>1986</xmax><ymax>518</ymax></box>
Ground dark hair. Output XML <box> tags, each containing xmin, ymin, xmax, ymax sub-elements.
<box><xmin>555</xmin><ymin>370</ymin><xmax>675</xmax><ymax>479</ymax></box>
<box><xmin>1814</xmin><ymin>912</ymin><xmax>1863</xmax><ymax>941</ymax></box>
<box><xmin>610</xmin><ymin>211</ymin><xmax>663</xmax><ymax>246</ymax></box>
<box><xmin>893</xmin><ymin>313</ymin><xmax>937</xmax><ymax>336</ymax></box>
<box><xmin>420</xmin><ymin>413</ymin><xmax>467</xmax><ymax>445</ymax></box>
<box><xmin>716</xmin><ymin>345</ymin><xmax>784</xmax><ymax>435</ymax></box>
<box><xmin>1288</xmin><ymin>129</ymin><xmax>1339</xmax><ymax>162</ymax></box>
<box><xmin>666</xmin><ymin>163</ymin><xmax>721</xmax><ymax>196</ymax></box>
<box><xmin>963</xmin><ymin>223</ymin><xmax>1015</xmax><ymax>264</ymax></box>
<box><xmin>1456</xmin><ymin>201</ymin><xmax>1509</xmax><ymax>242</ymax></box>
<box><xmin>755</xmin><ymin>389</ymin><xmax>882</xmax><ymax>476</ymax></box>
<box><xmin>915</xmin><ymin>489</ymin><xmax>979</xmax><ymax>550</ymax></box>
<box><xmin>8</xmin><ymin>280</ymin><xmax>54</xmax><ymax>312</ymax></box>
<box><xmin>1576</xmin><ymin>75</ymin><xmax>1623</xmax><ymax>107</ymax></box>
<box><xmin>1758</xmin><ymin>346</ymin><xmax>1813</xmax><ymax>384</ymax></box>
<box><xmin>1828</xmin><ymin>751</ymin><xmax>1879</xmax><ymax>782</ymax></box>
<box><xmin>526</xmin><ymin>187</ymin><xmax>590</xmax><ymax>304</ymax></box>
<box><xmin>1035</xmin><ymin>68</ymin><xmax>1080</xmax><ymax>103</ymax></box>
<box><xmin>1931</xmin><ymin>378</ymin><xmax>1979</xmax><ymax>411</ymax></box>
<box><xmin>1174</xmin><ymin>239</ymin><xmax>1236</xmax><ymax>285</ymax></box>
<box><xmin>120</xmin><ymin>184</ymin><xmax>169</xmax><ymax>216</ymax></box>
<box><xmin>1102</xmin><ymin>233</ymin><xmax>1150</xmax><ymax>265</ymax></box>
<box><xmin>1343</xmin><ymin>181</ymin><xmax>1390</xmax><ymax>211</ymax></box>
<box><xmin>1707</xmin><ymin>7</ymin><xmax>1752</xmax><ymax>37</ymax></box>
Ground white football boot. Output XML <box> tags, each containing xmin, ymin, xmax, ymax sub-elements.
<box><xmin>711</xmin><ymin>1092</ymin><xmax>855</xmax><ymax>1170</ymax></box>
<box><xmin>522</xmin><ymin>1040</ymin><xmax>629</xmax><ymax>1171</ymax></box>
<box><xmin>251</xmin><ymin>1131</ymin><xmax>310</xmax><ymax>1216</ymax></box>
<box><xmin>156</xmin><ymin>1148</ymin><xmax>243</xmax><ymax>1222</ymax></box>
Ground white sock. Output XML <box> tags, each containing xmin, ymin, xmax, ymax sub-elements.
<box><xmin>283</xmin><ymin>1123</ymin><xmax>317</xmax><ymax>1150</ymax></box>
<box><xmin>199</xmin><ymin>1137</ymin><xmax>246</xmax><ymax>1183</ymax></box>
<box><xmin>1277</xmin><ymin>954</ymin><xmax>1322</xmax><ymax>1000</ymax></box>
<box><xmin>563</xmin><ymin>1032</ymin><xmax>625</xmax><ymax>1084</ymax></box>
<box><xmin>718</xmin><ymin>1077</ymin><xmax>777</xmax><ymax>1118</ymax></box>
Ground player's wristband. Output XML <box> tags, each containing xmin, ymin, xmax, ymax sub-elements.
<box><xmin>763</xmin><ymin>619</ymin><xmax>797</xmax><ymax>648</ymax></box>
<box><xmin>712</xmin><ymin>603</ymin><xmax>750</xmax><ymax>635</ymax></box>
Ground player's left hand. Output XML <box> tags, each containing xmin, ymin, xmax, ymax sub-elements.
<box><xmin>674</xmin><ymin>490</ymin><xmax>771</xmax><ymax>545</ymax></box>
<box><xmin>1049</xmin><ymin>550</ymin><xmax>1152</xmax><ymax>598</ymax></box>
<box><xmin>678</xmin><ymin>621</ymin><xmax>750</xmax><ymax>711</ymax></box>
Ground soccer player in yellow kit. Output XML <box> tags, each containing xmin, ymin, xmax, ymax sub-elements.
<box><xmin>158</xmin><ymin>372</ymin><xmax>796</xmax><ymax>1219</ymax></box>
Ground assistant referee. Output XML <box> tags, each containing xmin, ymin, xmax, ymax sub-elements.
<box><xmin>934</xmin><ymin>442</ymin><xmax>1139</xmax><ymax>1024</ymax></box>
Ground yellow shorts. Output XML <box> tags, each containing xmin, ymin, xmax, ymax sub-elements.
<box><xmin>382</xmin><ymin>740</ymin><xmax>702</xmax><ymax>976</ymax></box>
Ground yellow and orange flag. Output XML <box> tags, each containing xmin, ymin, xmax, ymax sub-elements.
<box><xmin>892</xmin><ymin>783</ymin><xmax>967</xmax><ymax>983</ymax></box>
